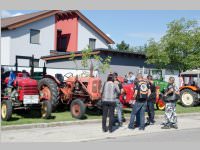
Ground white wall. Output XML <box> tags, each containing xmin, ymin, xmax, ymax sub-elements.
<box><xmin>78</xmin><ymin>18</ymin><xmax>109</xmax><ymax>51</ymax></box>
<box><xmin>2</xmin><ymin>65</ymin><xmax>99</xmax><ymax>81</ymax></box>
<box><xmin>1</xmin><ymin>15</ymin><xmax>55</xmax><ymax>66</ymax></box>
<box><xmin>1</xmin><ymin>36</ymin><xmax>11</xmax><ymax>65</ymax></box>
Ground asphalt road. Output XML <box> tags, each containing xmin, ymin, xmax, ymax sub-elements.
<box><xmin>1</xmin><ymin>115</ymin><xmax>200</xmax><ymax>142</ymax></box>
<box><xmin>89</xmin><ymin>128</ymin><xmax>200</xmax><ymax>143</ymax></box>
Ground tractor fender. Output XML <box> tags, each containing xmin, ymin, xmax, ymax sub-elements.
<box><xmin>180</xmin><ymin>86</ymin><xmax>198</xmax><ymax>92</ymax></box>
<box><xmin>43</xmin><ymin>74</ymin><xmax>61</xmax><ymax>85</ymax></box>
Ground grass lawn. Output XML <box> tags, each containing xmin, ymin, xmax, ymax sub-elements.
<box><xmin>1</xmin><ymin>102</ymin><xmax>200</xmax><ymax>126</ymax></box>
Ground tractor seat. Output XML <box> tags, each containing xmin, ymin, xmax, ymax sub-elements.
<box><xmin>55</xmin><ymin>73</ymin><xmax>64</xmax><ymax>83</ymax></box>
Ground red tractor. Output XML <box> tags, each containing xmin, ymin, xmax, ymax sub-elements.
<box><xmin>119</xmin><ymin>83</ymin><xmax>135</xmax><ymax>108</ymax></box>
<box><xmin>1</xmin><ymin>69</ymin><xmax>52</xmax><ymax>121</ymax></box>
<box><xmin>38</xmin><ymin>71</ymin><xmax>102</xmax><ymax>119</ymax></box>
<box><xmin>119</xmin><ymin>76</ymin><xmax>165</xmax><ymax>110</ymax></box>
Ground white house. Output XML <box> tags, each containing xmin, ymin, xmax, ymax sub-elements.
<box><xmin>1</xmin><ymin>10</ymin><xmax>114</xmax><ymax>67</ymax></box>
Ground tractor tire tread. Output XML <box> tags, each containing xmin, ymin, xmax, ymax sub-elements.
<box><xmin>38</xmin><ymin>78</ymin><xmax>59</xmax><ymax>108</ymax></box>
<box><xmin>180</xmin><ymin>89</ymin><xmax>198</xmax><ymax>107</ymax></box>
<box><xmin>1</xmin><ymin>100</ymin><xmax>13</xmax><ymax>121</ymax></box>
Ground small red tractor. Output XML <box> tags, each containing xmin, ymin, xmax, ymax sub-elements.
<box><xmin>1</xmin><ymin>56</ymin><xmax>52</xmax><ymax>121</ymax></box>
<box><xmin>119</xmin><ymin>83</ymin><xmax>135</xmax><ymax>108</ymax></box>
<box><xmin>119</xmin><ymin>76</ymin><xmax>165</xmax><ymax>110</ymax></box>
<box><xmin>38</xmin><ymin>70</ymin><xmax>102</xmax><ymax>119</ymax></box>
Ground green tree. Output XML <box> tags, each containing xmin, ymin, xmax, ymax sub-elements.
<box><xmin>69</xmin><ymin>52</ymin><xmax>78</xmax><ymax>70</ymax></box>
<box><xmin>116</xmin><ymin>40</ymin><xmax>130</xmax><ymax>51</ymax></box>
<box><xmin>129</xmin><ymin>45</ymin><xmax>146</xmax><ymax>54</ymax></box>
<box><xmin>94</xmin><ymin>55</ymin><xmax>112</xmax><ymax>74</ymax></box>
<box><xmin>70</xmin><ymin>46</ymin><xmax>112</xmax><ymax>74</ymax></box>
<box><xmin>146</xmin><ymin>18</ymin><xmax>200</xmax><ymax>71</ymax></box>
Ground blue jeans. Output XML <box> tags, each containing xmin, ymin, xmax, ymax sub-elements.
<box><xmin>116</xmin><ymin>99</ymin><xmax>122</xmax><ymax>123</ymax></box>
<box><xmin>129</xmin><ymin>101</ymin><xmax>147</xmax><ymax>128</ymax></box>
<box><xmin>147</xmin><ymin>101</ymin><xmax>155</xmax><ymax>123</ymax></box>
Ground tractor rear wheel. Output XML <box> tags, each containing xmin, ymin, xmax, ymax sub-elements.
<box><xmin>70</xmin><ymin>99</ymin><xmax>86</xmax><ymax>119</ymax></box>
<box><xmin>180</xmin><ymin>89</ymin><xmax>198</xmax><ymax>107</ymax></box>
<box><xmin>1</xmin><ymin>100</ymin><xmax>13</xmax><ymax>121</ymax></box>
<box><xmin>41</xmin><ymin>100</ymin><xmax>52</xmax><ymax>119</ymax></box>
<box><xmin>38</xmin><ymin>78</ymin><xmax>59</xmax><ymax>109</ymax></box>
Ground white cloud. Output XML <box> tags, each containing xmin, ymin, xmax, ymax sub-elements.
<box><xmin>13</xmin><ymin>13</ymin><xmax>24</xmax><ymax>17</ymax></box>
<box><xmin>106</xmin><ymin>33</ymin><xmax>111</xmax><ymax>37</ymax></box>
<box><xmin>1</xmin><ymin>10</ymin><xmax>24</xmax><ymax>18</ymax></box>
<box><xmin>1</xmin><ymin>10</ymin><xmax>12</xmax><ymax>18</ymax></box>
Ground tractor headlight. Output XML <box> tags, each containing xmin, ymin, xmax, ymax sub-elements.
<box><xmin>123</xmin><ymin>95</ymin><xmax>126</xmax><ymax>100</ymax></box>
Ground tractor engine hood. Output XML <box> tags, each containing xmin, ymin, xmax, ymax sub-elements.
<box><xmin>14</xmin><ymin>77</ymin><xmax>38</xmax><ymax>87</ymax></box>
<box><xmin>5</xmin><ymin>77</ymin><xmax>38</xmax><ymax>87</ymax></box>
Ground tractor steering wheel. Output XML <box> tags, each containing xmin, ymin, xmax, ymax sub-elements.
<box><xmin>81</xmin><ymin>71</ymin><xmax>90</xmax><ymax>77</ymax></box>
<box><xmin>64</xmin><ymin>72</ymin><xmax>73</xmax><ymax>78</ymax></box>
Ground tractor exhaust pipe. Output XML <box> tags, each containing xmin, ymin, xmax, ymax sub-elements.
<box><xmin>43</xmin><ymin>62</ymin><xmax>46</xmax><ymax>76</ymax></box>
<box><xmin>30</xmin><ymin>55</ymin><xmax>34</xmax><ymax>77</ymax></box>
<box><xmin>90</xmin><ymin>61</ymin><xmax>94</xmax><ymax>77</ymax></box>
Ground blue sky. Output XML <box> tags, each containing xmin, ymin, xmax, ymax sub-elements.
<box><xmin>1</xmin><ymin>10</ymin><xmax>200</xmax><ymax>47</ymax></box>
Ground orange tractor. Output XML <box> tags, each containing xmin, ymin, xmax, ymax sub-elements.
<box><xmin>180</xmin><ymin>70</ymin><xmax>200</xmax><ymax>107</ymax></box>
<box><xmin>38</xmin><ymin>71</ymin><xmax>102</xmax><ymax>119</ymax></box>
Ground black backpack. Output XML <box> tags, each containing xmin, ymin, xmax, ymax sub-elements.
<box><xmin>137</xmin><ymin>80</ymin><xmax>149</xmax><ymax>100</ymax></box>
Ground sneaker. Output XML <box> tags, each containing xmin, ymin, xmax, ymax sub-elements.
<box><xmin>109</xmin><ymin>129</ymin><xmax>113</xmax><ymax>133</ymax></box>
<box><xmin>145</xmin><ymin>121</ymin><xmax>150</xmax><ymax>126</ymax></box>
<box><xmin>149</xmin><ymin>122</ymin><xmax>155</xmax><ymax>125</ymax></box>
<box><xmin>128</xmin><ymin>125</ymin><xmax>135</xmax><ymax>130</ymax></box>
<box><xmin>102</xmin><ymin>127</ymin><xmax>108</xmax><ymax>132</ymax></box>
<box><xmin>171</xmin><ymin>124</ymin><xmax>178</xmax><ymax>129</ymax></box>
<box><xmin>139</xmin><ymin>127</ymin><xmax>145</xmax><ymax>131</ymax></box>
<box><xmin>161</xmin><ymin>125</ymin><xmax>171</xmax><ymax>129</ymax></box>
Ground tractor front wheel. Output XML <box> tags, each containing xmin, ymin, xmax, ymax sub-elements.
<box><xmin>41</xmin><ymin>100</ymin><xmax>52</xmax><ymax>119</ymax></box>
<box><xmin>70</xmin><ymin>99</ymin><xmax>86</xmax><ymax>119</ymax></box>
<box><xmin>1</xmin><ymin>100</ymin><xmax>13</xmax><ymax>121</ymax></box>
<box><xmin>180</xmin><ymin>89</ymin><xmax>198</xmax><ymax>107</ymax></box>
<box><xmin>156</xmin><ymin>99</ymin><xmax>165</xmax><ymax>110</ymax></box>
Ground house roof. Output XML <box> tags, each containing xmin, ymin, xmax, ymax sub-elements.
<box><xmin>1</xmin><ymin>10</ymin><xmax>114</xmax><ymax>44</ymax></box>
<box><xmin>41</xmin><ymin>49</ymin><xmax>146</xmax><ymax>61</ymax></box>
<box><xmin>181</xmin><ymin>70</ymin><xmax>200</xmax><ymax>75</ymax></box>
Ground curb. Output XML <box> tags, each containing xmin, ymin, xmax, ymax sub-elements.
<box><xmin>1</xmin><ymin>113</ymin><xmax>200</xmax><ymax>131</ymax></box>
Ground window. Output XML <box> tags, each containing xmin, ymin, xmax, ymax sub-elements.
<box><xmin>89</xmin><ymin>38</ymin><xmax>96</xmax><ymax>50</ymax></box>
<box><xmin>33</xmin><ymin>59</ymin><xmax>39</xmax><ymax>67</ymax></box>
<box><xmin>29</xmin><ymin>59</ymin><xmax>39</xmax><ymax>67</ymax></box>
<box><xmin>30</xmin><ymin>29</ymin><xmax>40</xmax><ymax>44</ymax></box>
<box><xmin>57</xmin><ymin>32</ymin><xmax>70</xmax><ymax>52</ymax></box>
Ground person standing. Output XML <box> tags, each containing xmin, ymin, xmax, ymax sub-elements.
<box><xmin>102</xmin><ymin>74</ymin><xmax>120</xmax><ymax>133</ymax></box>
<box><xmin>128</xmin><ymin>73</ymin><xmax>151</xmax><ymax>130</ymax></box>
<box><xmin>161</xmin><ymin>77</ymin><xmax>179</xmax><ymax>129</ymax></box>
<box><xmin>127</xmin><ymin>72</ymin><xmax>136</xmax><ymax>84</ymax></box>
<box><xmin>113</xmin><ymin>72</ymin><xmax>123</xmax><ymax>127</ymax></box>
<box><xmin>146</xmin><ymin>75</ymin><xmax>156</xmax><ymax>125</ymax></box>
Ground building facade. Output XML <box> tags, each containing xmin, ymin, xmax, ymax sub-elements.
<box><xmin>1</xmin><ymin>10</ymin><xmax>114</xmax><ymax>66</ymax></box>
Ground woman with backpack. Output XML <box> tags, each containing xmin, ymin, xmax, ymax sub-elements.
<box><xmin>161</xmin><ymin>77</ymin><xmax>180</xmax><ymax>129</ymax></box>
